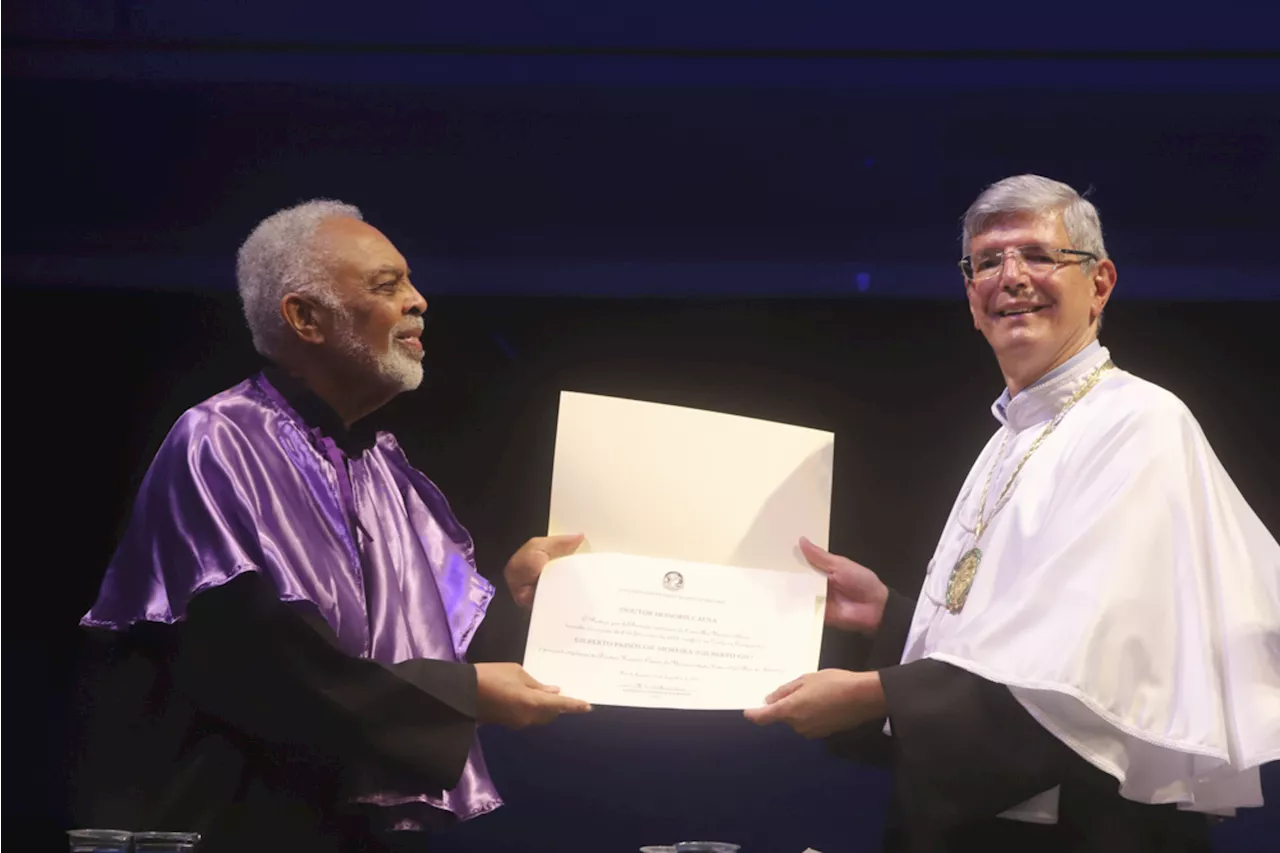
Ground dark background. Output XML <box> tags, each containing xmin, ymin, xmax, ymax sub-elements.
<box><xmin>4</xmin><ymin>2</ymin><xmax>1280</xmax><ymax>851</ymax></box>
<box><xmin>8</xmin><ymin>291</ymin><xmax>1280</xmax><ymax>852</ymax></box>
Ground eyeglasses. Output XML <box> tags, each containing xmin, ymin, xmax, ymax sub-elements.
<box><xmin>959</xmin><ymin>245</ymin><xmax>1098</xmax><ymax>282</ymax></box>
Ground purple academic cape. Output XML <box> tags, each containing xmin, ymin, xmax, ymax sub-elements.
<box><xmin>82</xmin><ymin>371</ymin><xmax>503</xmax><ymax>824</ymax></box>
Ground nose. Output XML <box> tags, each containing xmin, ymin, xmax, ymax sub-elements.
<box><xmin>996</xmin><ymin>250</ymin><xmax>1032</xmax><ymax>290</ymax></box>
<box><xmin>404</xmin><ymin>280</ymin><xmax>428</xmax><ymax>316</ymax></box>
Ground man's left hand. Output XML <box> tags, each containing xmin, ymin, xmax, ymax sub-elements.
<box><xmin>743</xmin><ymin>669</ymin><xmax>886</xmax><ymax>739</ymax></box>
<box><xmin>504</xmin><ymin>533</ymin><xmax>585</xmax><ymax>608</ymax></box>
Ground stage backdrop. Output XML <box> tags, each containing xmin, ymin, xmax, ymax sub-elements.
<box><xmin>6</xmin><ymin>1</ymin><xmax>1280</xmax><ymax>301</ymax></box>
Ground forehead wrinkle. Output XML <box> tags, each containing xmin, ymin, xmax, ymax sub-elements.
<box><xmin>971</xmin><ymin>214</ymin><xmax>1068</xmax><ymax>253</ymax></box>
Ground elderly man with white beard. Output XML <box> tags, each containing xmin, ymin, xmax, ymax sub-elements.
<box><xmin>73</xmin><ymin>200</ymin><xmax>590</xmax><ymax>853</ymax></box>
<box><xmin>746</xmin><ymin>175</ymin><xmax>1280</xmax><ymax>852</ymax></box>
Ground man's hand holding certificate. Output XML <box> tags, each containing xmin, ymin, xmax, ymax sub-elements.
<box><xmin>522</xmin><ymin>391</ymin><xmax>834</xmax><ymax>710</ymax></box>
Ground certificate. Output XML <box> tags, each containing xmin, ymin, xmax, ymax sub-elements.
<box><xmin>524</xmin><ymin>552</ymin><xmax>825</xmax><ymax>710</ymax></box>
<box><xmin>523</xmin><ymin>391</ymin><xmax>834</xmax><ymax>710</ymax></box>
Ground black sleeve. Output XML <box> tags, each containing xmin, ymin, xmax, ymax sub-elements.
<box><xmin>823</xmin><ymin>587</ymin><xmax>1083</xmax><ymax>813</ymax></box>
<box><xmin>823</xmin><ymin>594</ymin><xmax>1204</xmax><ymax>842</ymax></box>
<box><xmin>174</xmin><ymin>571</ymin><xmax>479</xmax><ymax>793</ymax></box>
<box><xmin>465</xmin><ymin>581</ymin><xmax>532</xmax><ymax>664</ymax></box>
<box><xmin>828</xmin><ymin>631</ymin><xmax>1135</xmax><ymax>840</ymax></box>
<box><xmin>823</xmin><ymin>588</ymin><xmax>917</xmax><ymax>766</ymax></box>
<box><xmin>877</xmin><ymin>658</ymin><xmax>1085</xmax><ymax>830</ymax></box>
<box><xmin>870</xmin><ymin>659</ymin><xmax>1220</xmax><ymax>850</ymax></box>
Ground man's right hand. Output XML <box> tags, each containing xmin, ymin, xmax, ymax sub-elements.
<box><xmin>799</xmin><ymin>537</ymin><xmax>889</xmax><ymax>637</ymax></box>
<box><xmin>474</xmin><ymin>663</ymin><xmax>592</xmax><ymax>729</ymax></box>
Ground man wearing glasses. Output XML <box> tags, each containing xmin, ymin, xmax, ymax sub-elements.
<box><xmin>746</xmin><ymin>175</ymin><xmax>1279</xmax><ymax>852</ymax></box>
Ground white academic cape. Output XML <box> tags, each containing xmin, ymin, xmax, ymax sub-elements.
<box><xmin>899</xmin><ymin>345</ymin><xmax>1280</xmax><ymax>822</ymax></box>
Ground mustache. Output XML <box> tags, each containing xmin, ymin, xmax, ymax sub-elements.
<box><xmin>393</xmin><ymin>319</ymin><xmax>425</xmax><ymax>336</ymax></box>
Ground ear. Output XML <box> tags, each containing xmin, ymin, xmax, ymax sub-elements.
<box><xmin>1090</xmin><ymin>259</ymin><xmax>1117</xmax><ymax>323</ymax></box>
<box><xmin>280</xmin><ymin>293</ymin><xmax>329</xmax><ymax>345</ymax></box>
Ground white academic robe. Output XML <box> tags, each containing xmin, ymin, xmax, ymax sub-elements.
<box><xmin>898</xmin><ymin>344</ymin><xmax>1280</xmax><ymax>823</ymax></box>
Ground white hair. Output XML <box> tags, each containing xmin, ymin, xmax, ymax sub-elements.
<box><xmin>236</xmin><ymin>199</ymin><xmax>363</xmax><ymax>358</ymax></box>
<box><xmin>961</xmin><ymin>174</ymin><xmax>1107</xmax><ymax>261</ymax></box>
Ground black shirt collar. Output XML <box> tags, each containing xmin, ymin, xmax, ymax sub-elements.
<box><xmin>262</xmin><ymin>364</ymin><xmax>380</xmax><ymax>455</ymax></box>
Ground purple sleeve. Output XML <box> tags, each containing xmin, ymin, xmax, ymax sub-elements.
<box><xmin>86</xmin><ymin>389</ymin><xmax>417</xmax><ymax>664</ymax></box>
<box><xmin>83</xmin><ymin>409</ymin><xmax>271</xmax><ymax>629</ymax></box>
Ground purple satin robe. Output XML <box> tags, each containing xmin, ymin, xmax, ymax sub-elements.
<box><xmin>82</xmin><ymin>372</ymin><xmax>502</xmax><ymax>824</ymax></box>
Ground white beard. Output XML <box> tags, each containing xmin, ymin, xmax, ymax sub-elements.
<box><xmin>332</xmin><ymin>319</ymin><xmax>424</xmax><ymax>392</ymax></box>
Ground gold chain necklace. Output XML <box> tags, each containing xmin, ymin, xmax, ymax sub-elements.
<box><xmin>944</xmin><ymin>358</ymin><xmax>1116</xmax><ymax>613</ymax></box>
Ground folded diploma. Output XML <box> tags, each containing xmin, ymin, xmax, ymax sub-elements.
<box><xmin>523</xmin><ymin>391</ymin><xmax>834</xmax><ymax>710</ymax></box>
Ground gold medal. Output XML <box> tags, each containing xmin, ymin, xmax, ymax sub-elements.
<box><xmin>943</xmin><ymin>359</ymin><xmax>1115</xmax><ymax>613</ymax></box>
<box><xmin>946</xmin><ymin>547</ymin><xmax>982</xmax><ymax>613</ymax></box>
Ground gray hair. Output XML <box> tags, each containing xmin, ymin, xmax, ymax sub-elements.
<box><xmin>236</xmin><ymin>199</ymin><xmax>363</xmax><ymax>358</ymax></box>
<box><xmin>961</xmin><ymin>175</ymin><xmax>1107</xmax><ymax>261</ymax></box>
